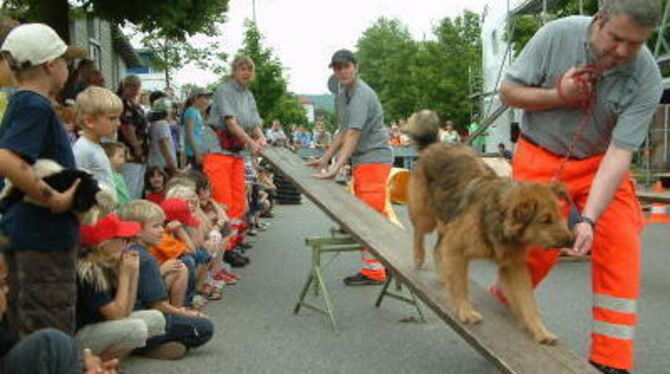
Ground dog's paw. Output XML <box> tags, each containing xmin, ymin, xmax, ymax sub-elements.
<box><xmin>414</xmin><ymin>257</ymin><xmax>425</xmax><ymax>269</ymax></box>
<box><xmin>532</xmin><ymin>328</ymin><xmax>558</xmax><ymax>345</ymax></box>
<box><xmin>456</xmin><ymin>306</ymin><xmax>483</xmax><ymax>324</ymax></box>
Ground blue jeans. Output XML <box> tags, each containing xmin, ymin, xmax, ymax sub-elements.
<box><xmin>1</xmin><ymin>329</ymin><xmax>82</xmax><ymax>374</ymax></box>
<box><xmin>135</xmin><ymin>314</ymin><xmax>213</xmax><ymax>353</ymax></box>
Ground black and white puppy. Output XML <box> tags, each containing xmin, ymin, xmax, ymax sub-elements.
<box><xmin>0</xmin><ymin>159</ymin><xmax>115</xmax><ymax>225</ymax></box>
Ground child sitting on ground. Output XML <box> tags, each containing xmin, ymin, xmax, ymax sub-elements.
<box><xmin>73</xmin><ymin>86</ymin><xmax>123</xmax><ymax>201</ymax></box>
<box><xmin>119</xmin><ymin>200</ymin><xmax>213</xmax><ymax>360</ymax></box>
<box><xmin>76</xmin><ymin>214</ymin><xmax>166</xmax><ymax>362</ymax></box>
<box><xmin>143</xmin><ymin>166</ymin><xmax>167</xmax><ymax>205</ymax></box>
<box><xmin>162</xmin><ymin>189</ymin><xmax>216</xmax><ymax>305</ymax></box>
<box><xmin>0</xmin><ymin>254</ymin><xmax>119</xmax><ymax>373</ymax></box>
<box><xmin>102</xmin><ymin>142</ymin><xmax>131</xmax><ymax>208</ymax></box>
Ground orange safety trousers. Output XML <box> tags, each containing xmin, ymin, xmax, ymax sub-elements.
<box><xmin>203</xmin><ymin>154</ymin><xmax>247</xmax><ymax>250</ymax></box>
<box><xmin>513</xmin><ymin>138</ymin><xmax>644</xmax><ymax>370</ymax></box>
<box><xmin>352</xmin><ymin>163</ymin><xmax>392</xmax><ymax>281</ymax></box>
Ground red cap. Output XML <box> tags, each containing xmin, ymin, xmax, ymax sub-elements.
<box><xmin>81</xmin><ymin>214</ymin><xmax>141</xmax><ymax>246</ymax></box>
<box><xmin>160</xmin><ymin>198</ymin><xmax>200</xmax><ymax>227</ymax></box>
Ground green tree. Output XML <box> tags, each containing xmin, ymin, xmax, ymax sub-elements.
<box><xmin>354</xmin><ymin>12</ymin><xmax>481</xmax><ymax>129</ymax></box>
<box><xmin>138</xmin><ymin>30</ymin><xmax>228</xmax><ymax>89</ymax></box>
<box><xmin>356</xmin><ymin>17</ymin><xmax>419</xmax><ymax>122</ymax></box>
<box><xmin>1</xmin><ymin>0</ymin><xmax>229</xmax><ymax>42</ymax></box>
<box><xmin>237</xmin><ymin>20</ymin><xmax>307</xmax><ymax>127</ymax></box>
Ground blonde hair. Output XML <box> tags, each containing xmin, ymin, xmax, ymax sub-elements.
<box><xmin>119</xmin><ymin>200</ymin><xmax>165</xmax><ymax>225</ymax></box>
<box><xmin>165</xmin><ymin>175</ymin><xmax>196</xmax><ymax>193</ymax></box>
<box><xmin>75</xmin><ymin>86</ymin><xmax>123</xmax><ymax>119</ymax></box>
<box><xmin>231</xmin><ymin>55</ymin><xmax>255</xmax><ymax>72</ymax></box>
<box><xmin>166</xmin><ymin>185</ymin><xmax>197</xmax><ymax>202</ymax></box>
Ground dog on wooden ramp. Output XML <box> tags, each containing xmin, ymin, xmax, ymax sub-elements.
<box><xmin>403</xmin><ymin>110</ymin><xmax>573</xmax><ymax>344</ymax></box>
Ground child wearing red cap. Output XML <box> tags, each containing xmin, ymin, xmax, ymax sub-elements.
<box><xmin>119</xmin><ymin>200</ymin><xmax>214</xmax><ymax>359</ymax></box>
<box><xmin>76</xmin><ymin>214</ymin><xmax>166</xmax><ymax>362</ymax></box>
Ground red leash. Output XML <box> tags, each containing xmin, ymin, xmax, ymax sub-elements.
<box><xmin>550</xmin><ymin>65</ymin><xmax>603</xmax><ymax>183</ymax></box>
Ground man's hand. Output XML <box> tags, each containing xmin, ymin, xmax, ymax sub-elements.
<box><xmin>47</xmin><ymin>179</ymin><xmax>81</xmax><ymax>214</ymax></box>
<box><xmin>312</xmin><ymin>166</ymin><xmax>340</xmax><ymax>180</ymax></box>
<box><xmin>247</xmin><ymin>140</ymin><xmax>262</xmax><ymax>155</ymax></box>
<box><xmin>557</xmin><ymin>66</ymin><xmax>597</xmax><ymax>107</ymax></box>
<box><xmin>257</xmin><ymin>136</ymin><xmax>267</xmax><ymax>149</ymax></box>
<box><xmin>83</xmin><ymin>348</ymin><xmax>118</xmax><ymax>374</ymax></box>
<box><xmin>305</xmin><ymin>157</ymin><xmax>328</xmax><ymax>171</ymax></box>
<box><xmin>564</xmin><ymin>222</ymin><xmax>593</xmax><ymax>256</ymax></box>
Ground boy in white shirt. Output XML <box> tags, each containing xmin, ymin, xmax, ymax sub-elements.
<box><xmin>73</xmin><ymin>86</ymin><xmax>122</xmax><ymax>201</ymax></box>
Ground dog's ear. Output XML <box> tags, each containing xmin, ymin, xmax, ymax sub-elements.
<box><xmin>549</xmin><ymin>183</ymin><xmax>570</xmax><ymax>202</ymax></box>
<box><xmin>503</xmin><ymin>197</ymin><xmax>538</xmax><ymax>239</ymax></box>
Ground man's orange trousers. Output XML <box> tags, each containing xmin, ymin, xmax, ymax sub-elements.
<box><xmin>513</xmin><ymin>138</ymin><xmax>644</xmax><ymax>370</ymax></box>
<box><xmin>352</xmin><ymin>163</ymin><xmax>392</xmax><ymax>281</ymax></box>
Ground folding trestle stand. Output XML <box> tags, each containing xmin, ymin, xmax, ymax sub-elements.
<box><xmin>294</xmin><ymin>230</ymin><xmax>426</xmax><ymax>331</ymax></box>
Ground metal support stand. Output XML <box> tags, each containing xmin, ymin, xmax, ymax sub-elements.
<box><xmin>293</xmin><ymin>235</ymin><xmax>360</xmax><ymax>331</ymax></box>
<box><xmin>374</xmin><ymin>270</ymin><xmax>427</xmax><ymax>323</ymax></box>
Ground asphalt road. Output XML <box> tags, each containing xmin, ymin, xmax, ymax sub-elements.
<box><xmin>124</xmin><ymin>200</ymin><xmax>670</xmax><ymax>374</ymax></box>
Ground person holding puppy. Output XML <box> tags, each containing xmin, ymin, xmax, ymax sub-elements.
<box><xmin>0</xmin><ymin>24</ymin><xmax>87</xmax><ymax>336</ymax></box>
<box><xmin>497</xmin><ymin>0</ymin><xmax>662</xmax><ymax>372</ymax></box>
<box><xmin>308</xmin><ymin>49</ymin><xmax>393</xmax><ymax>286</ymax></box>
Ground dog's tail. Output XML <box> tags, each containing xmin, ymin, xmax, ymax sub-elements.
<box><xmin>401</xmin><ymin>109</ymin><xmax>441</xmax><ymax>151</ymax></box>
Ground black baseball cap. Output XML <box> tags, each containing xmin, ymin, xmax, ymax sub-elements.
<box><xmin>329</xmin><ymin>49</ymin><xmax>356</xmax><ymax>68</ymax></box>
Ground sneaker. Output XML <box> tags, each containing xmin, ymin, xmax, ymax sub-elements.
<box><xmin>233</xmin><ymin>250</ymin><xmax>250</xmax><ymax>265</ymax></box>
<box><xmin>343</xmin><ymin>272</ymin><xmax>384</xmax><ymax>286</ymax></box>
<box><xmin>238</xmin><ymin>242</ymin><xmax>253</xmax><ymax>250</ymax></box>
<box><xmin>590</xmin><ymin>361</ymin><xmax>629</xmax><ymax>374</ymax></box>
<box><xmin>247</xmin><ymin>229</ymin><xmax>258</xmax><ymax>236</ymax></box>
<box><xmin>142</xmin><ymin>342</ymin><xmax>188</xmax><ymax>360</ymax></box>
<box><xmin>224</xmin><ymin>251</ymin><xmax>247</xmax><ymax>268</ymax></box>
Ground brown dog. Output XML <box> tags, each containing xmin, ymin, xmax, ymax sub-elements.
<box><xmin>404</xmin><ymin>110</ymin><xmax>573</xmax><ymax>344</ymax></box>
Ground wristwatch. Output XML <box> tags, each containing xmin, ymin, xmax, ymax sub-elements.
<box><xmin>578</xmin><ymin>215</ymin><xmax>596</xmax><ymax>228</ymax></box>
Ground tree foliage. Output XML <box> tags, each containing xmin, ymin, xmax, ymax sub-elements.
<box><xmin>138</xmin><ymin>30</ymin><xmax>228</xmax><ymax>88</ymax></box>
<box><xmin>355</xmin><ymin>11</ymin><xmax>482</xmax><ymax>130</ymax></box>
<box><xmin>238</xmin><ymin>20</ymin><xmax>307</xmax><ymax>128</ymax></box>
<box><xmin>1</xmin><ymin>0</ymin><xmax>229</xmax><ymax>41</ymax></box>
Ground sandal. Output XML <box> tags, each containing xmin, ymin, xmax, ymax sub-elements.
<box><xmin>206</xmin><ymin>287</ymin><xmax>223</xmax><ymax>301</ymax></box>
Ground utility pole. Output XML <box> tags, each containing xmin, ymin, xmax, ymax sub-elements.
<box><xmin>252</xmin><ymin>0</ymin><xmax>257</xmax><ymax>23</ymax></box>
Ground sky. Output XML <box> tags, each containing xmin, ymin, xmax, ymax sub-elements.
<box><xmin>171</xmin><ymin>0</ymin><xmax>490</xmax><ymax>95</ymax></box>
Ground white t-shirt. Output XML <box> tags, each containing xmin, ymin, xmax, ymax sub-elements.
<box><xmin>73</xmin><ymin>136</ymin><xmax>116</xmax><ymax>200</ymax></box>
<box><xmin>147</xmin><ymin>119</ymin><xmax>177</xmax><ymax>169</ymax></box>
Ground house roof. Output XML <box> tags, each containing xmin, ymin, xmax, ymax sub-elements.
<box><xmin>112</xmin><ymin>26</ymin><xmax>142</xmax><ymax>68</ymax></box>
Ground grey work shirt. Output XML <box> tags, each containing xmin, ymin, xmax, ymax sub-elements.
<box><xmin>336</xmin><ymin>78</ymin><xmax>393</xmax><ymax>166</ymax></box>
<box><xmin>208</xmin><ymin>79</ymin><xmax>262</xmax><ymax>156</ymax></box>
<box><xmin>504</xmin><ymin>16</ymin><xmax>662</xmax><ymax>158</ymax></box>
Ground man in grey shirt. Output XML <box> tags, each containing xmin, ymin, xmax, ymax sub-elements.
<box><xmin>308</xmin><ymin>49</ymin><xmax>393</xmax><ymax>286</ymax></box>
<box><xmin>496</xmin><ymin>1</ymin><xmax>662</xmax><ymax>372</ymax></box>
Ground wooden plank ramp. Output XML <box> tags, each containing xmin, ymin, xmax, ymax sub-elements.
<box><xmin>262</xmin><ymin>147</ymin><xmax>598</xmax><ymax>374</ymax></box>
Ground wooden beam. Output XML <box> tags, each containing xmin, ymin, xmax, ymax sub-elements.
<box><xmin>262</xmin><ymin>147</ymin><xmax>599</xmax><ymax>374</ymax></box>
<box><xmin>637</xmin><ymin>192</ymin><xmax>670</xmax><ymax>204</ymax></box>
